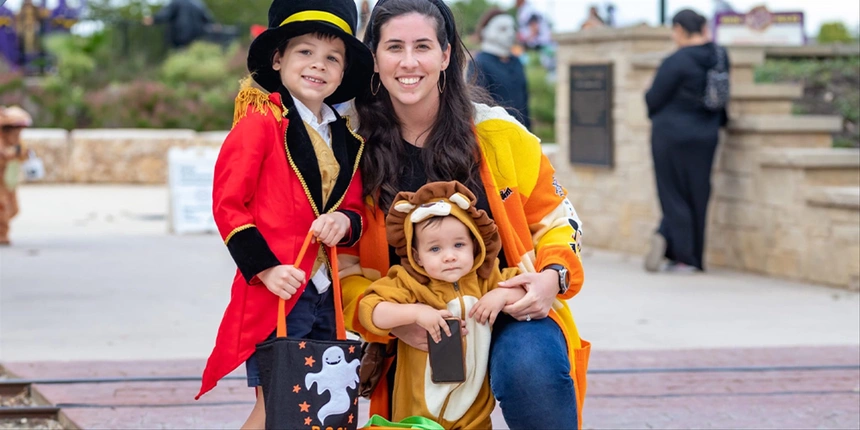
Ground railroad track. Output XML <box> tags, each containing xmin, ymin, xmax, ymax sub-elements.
<box><xmin>0</xmin><ymin>381</ymin><xmax>73</xmax><ymax>429</ymax></box>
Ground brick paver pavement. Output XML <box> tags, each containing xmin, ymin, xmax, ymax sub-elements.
<box><xmin>3</xmin><ymin>346</ymin><xmax>858</xmax><ymax>429</ymax></box>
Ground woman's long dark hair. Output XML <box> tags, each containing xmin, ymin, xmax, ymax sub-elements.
<box><xmin>357</xmin><ymin>0</ymin><xmax>485</xmax><ymax>211</ymax></box>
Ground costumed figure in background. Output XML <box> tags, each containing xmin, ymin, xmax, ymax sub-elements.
<box><xmin>468</xmin><ymin>8</ymin><xmax>531</xmax><ymax>130</ymax></box>
<box><xmin>17</xmin><ymin>0</ymin><xmax>49</xmax><ymax>73</ymax></box>
<box><xmin>0</xmin><ymin>106</ymin><xmax>33</xmax><ymax>245</ymax></box>
<box><xmin>0</xmin><ymin>4</ymin><xmax>20</xmax><ymax>68</ymax></box>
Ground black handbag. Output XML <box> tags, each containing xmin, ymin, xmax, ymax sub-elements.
<box><xmin>255</xmin><ymin>232</ymin><xmax>362</xmax><ymax>429</ymax></box>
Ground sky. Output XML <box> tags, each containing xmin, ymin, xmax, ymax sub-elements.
<box><xmin>494</xmin><ymin>0</ymin><xmax>859</xmax><ymax>37</ymax></box>
<box><xmin>2</xmin><ymin>0</ymin><xmax>858</xmax><ymax>38</ymax></box>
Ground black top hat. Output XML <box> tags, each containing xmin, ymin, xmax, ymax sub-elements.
<box><xmin>247</xmin><ymin>0</ymin><xmax>373</xmax><ymax>104</ymax></box>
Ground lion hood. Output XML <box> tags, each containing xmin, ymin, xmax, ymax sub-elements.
<box><xmin>385</xmin><ymin>181</ymin><xmax>502</xmax><ymax>283</ymax></box>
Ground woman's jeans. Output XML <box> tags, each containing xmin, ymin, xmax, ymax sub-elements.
<box><xmin>489</xmin><ymin>313</ymin><xmax>578</xmax><ymax>429</ymax></box>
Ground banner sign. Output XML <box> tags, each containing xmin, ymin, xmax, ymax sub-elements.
<box><xmin>714</xmin><ymin>6</ymin><xmax>805</xmax><ymax>46</ymax></box>
<box><xmin>167</xmin><ymin>147</ymin><xmax>219</xmax><ymax>235</ymax></box>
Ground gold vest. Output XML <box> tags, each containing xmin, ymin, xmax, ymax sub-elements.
<box><xmin>305</xmin><ymin>122</ymin><xmax>340</xmax><ymax>277</ymax></box>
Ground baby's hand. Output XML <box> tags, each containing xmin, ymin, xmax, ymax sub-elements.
<box><xmin>258</xmin><ymin>265</ymin><xmax>305</xmax><ymax>300</ymax></box>
<box><xmin>414</xmin><ymin>306</ymin><xmax>454</xmax><ymax>344</ymax></box>
<box><xmin>470</xmin><ymin>289</ymin><xmax>513</xmax><ymax>325</ymax></box>
<box><xmin>309</xmin><ymin>212</ymin><xmax>350</xmax><ymax>246</ymax></box>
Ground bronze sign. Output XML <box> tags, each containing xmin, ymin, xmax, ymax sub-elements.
<box><xmin>569</xmin><ymin>64</ymin><xmax>613</xmax><ymax>167</ymax></box>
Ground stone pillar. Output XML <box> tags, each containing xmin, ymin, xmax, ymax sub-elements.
<box><xmin>553</xmin><ymin>26</ymin><xmax>673</xmax><ymax>254</ymax></box>
<box><xmin>553</xmin><ymin>26</ymin><xmax>859</xmax><ymax>289</ymax></box>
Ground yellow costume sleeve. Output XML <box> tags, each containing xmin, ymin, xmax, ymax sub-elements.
<box><xmin>358</xmin><ymin>267</ymin><xmax>419</xmax><ymax>338</ymax></box>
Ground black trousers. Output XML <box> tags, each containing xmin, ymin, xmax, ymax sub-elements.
<box><xmin>652</xmin><ymin>137</ymin><xmax>718</xmax><ymax>270</ymax></box>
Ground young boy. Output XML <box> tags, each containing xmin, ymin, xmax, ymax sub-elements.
<box><xmin>0</xmin><ymin>106</ymin><xmax>33</xmax><ymax>246</ymax></box>
<box><xmin>194</xmin><ymin>0</ymin><xmax>373</xmax><ymax>427</ymax></box>
<box><xmin>359</xmin><ymin>181</ymin><xmax>526</xmax><ymax>430</ymax></box>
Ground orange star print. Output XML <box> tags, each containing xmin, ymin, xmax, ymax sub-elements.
<box><xmin>299</xmin><ymin>341</ymin><xmax>307</xmax><ymax>349</ymax></box>
<box><xmin>348</xmin><ymin>345</ymin><xmax>355</xmax><ymax>354</ymax></box>
<box><xmin>305</xmin><ymin>356</ymin><xmax>316</xmax><ymax>367</ymax></box>
<box><xmin>304</xmin><ymin>417</ymin><xmax>312</xmax><ymax>425</ymax></box>
<box><xmin>292</xmin><ymin>384</ymin><xmax>301</xmax><ymax>393</ymax></box>
<box><xmin>299</xmin><ymin>401</ymin><xmax>311</xmax><ymax>412</ymax></box>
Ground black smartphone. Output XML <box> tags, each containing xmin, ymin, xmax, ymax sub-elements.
<box><xmin>427</xmin><ymin>318</ymin><xmax>465</xmax><ymax>383</ymax></box>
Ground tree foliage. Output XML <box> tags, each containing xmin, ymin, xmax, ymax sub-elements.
<box><xmin>817</xmin><ymin>22</ymin><xmax>855</xmax><ymax>44</ymax></box>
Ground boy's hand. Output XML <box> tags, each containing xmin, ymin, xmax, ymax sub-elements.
<box><xmin>470</xmin><ymin>289</ymin><xmax>513</xmax><ymax>325</ymax></box>
<box><xmin>309</xmin><ymin>212</ymin><xmax>350</xmax><ymax>246</ymax></box>
<box><xmin>414</xmin><ymin>305</ymin><xmax>454</xmax><ymax>344</ymax></box>
<box><xmin>258</xmin><ymin>265</ymin><xmax>305</xmax><ymax>300</ymax></box>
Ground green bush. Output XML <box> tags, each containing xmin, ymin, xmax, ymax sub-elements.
<box><xmin>160</xmin><ymin>42</ymin><xmax>233</xmax><ymax>87</ymax></box>
<box><xmin>756</xmin><ymin>57</ymin><xmax>860</xmax><ymax>148</ymax></box>
<box><xmin>525</xmin><ymin>54</ymin><xmax>556</xmax><ymax>142</ymax></box>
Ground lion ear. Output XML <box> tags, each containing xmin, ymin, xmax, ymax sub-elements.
<box><xmin>449</xmin><ymin>193</ymin><xmax>470</xmax><ymax>210</ymax></box>
<box><xmin>393</xmin><ymin>201</ymin><xmax>416</xmax><ymax>213</ymax></box>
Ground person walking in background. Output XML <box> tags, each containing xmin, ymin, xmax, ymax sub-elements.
<box><xmin>644</xmin><ymin>9</ymin><xmax>730</xmax><ymax>273</ymax></box>
<box><xmin>143</xmin><ymin>0</ymin><xmax>215</xmax><ymax>49</ymax></box>
<box><xmin>0</xmin><ymin>106</ymin><xmax>33</xmax><ymax>246</ymax></box>
<box><xmin>469</xmin><ymin>8</ymin><xmax>531</xmax><ymax>130</ymax></box>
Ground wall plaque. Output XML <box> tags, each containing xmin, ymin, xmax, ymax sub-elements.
<box><xmin>569</xmin><ymin>64</ymin><xmax>613</xmax><ymax>167</ymax></box>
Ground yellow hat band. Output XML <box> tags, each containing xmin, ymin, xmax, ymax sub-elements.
<box><xmin>279</xmin><ymin>10</ymin><xmax>352</xmax><ymax>36</ymax></box>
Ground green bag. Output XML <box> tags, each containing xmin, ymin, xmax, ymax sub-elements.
<box><xmin>363</xmin><ymin>414</ymin><xmax>444</xmax><ymax>430</ymax></box>
<box><xmin>3</xmin><ymin>161</ymin><xmax>21</xmax><ymax>190</ymax></box>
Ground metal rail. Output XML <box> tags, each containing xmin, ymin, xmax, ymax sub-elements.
<box><xmin>0</xmin><ymin>406</ymin><xmax>61</xmax><ymax>420</ymax></box>
<box><xmin>0</xmin><ymin>363</ymin><xmax>856</xmax><ymax>386</ymax></box>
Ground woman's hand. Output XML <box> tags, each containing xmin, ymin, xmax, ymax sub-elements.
<box><xmin>498</xmin><ymin>270</ymin><xmax>559</xmax><ymax>321</ymax></box>
<box><xmin>309</xmin><ymin>212</ymin><xmax>350</xmax><ymax>246</ymax></box>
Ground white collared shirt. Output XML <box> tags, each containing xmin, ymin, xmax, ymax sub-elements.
<box><xmin>292</xmin><ymin>97</ymin><xmax>339</xmax><ymax>294</ymax></box>
<box><xmin>292</xmin><ymin>97</ymin><xmax>338</xmax><ymax>148</ymax></box>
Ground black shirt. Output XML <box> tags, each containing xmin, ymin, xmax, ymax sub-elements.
<box><xmin>387</xmin><ymin>141</ymin><xmax>508</xmax><ymax>269</ymax></box>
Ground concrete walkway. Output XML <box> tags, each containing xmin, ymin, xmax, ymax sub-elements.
<box><xmin>1</xmin><ymin>185</ymin><xmax>858</xmax><ymax>428</ymax></box>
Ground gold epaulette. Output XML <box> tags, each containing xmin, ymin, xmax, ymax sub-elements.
<box><xmin>232</xmin><ymin>76</ymin><xmax>283</xmax><ymax>128</ymax></box>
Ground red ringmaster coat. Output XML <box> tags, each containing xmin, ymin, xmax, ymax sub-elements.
<box><xmin>196</xmin><ymin>86</ymin><xmax>365</xmax><ymax>399</ymax></box>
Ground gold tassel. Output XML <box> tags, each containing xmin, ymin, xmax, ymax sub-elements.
<box><xmin>232</xmin><ymin>76</ymin><xmax>282</xmax><ymax>128</ymax></box>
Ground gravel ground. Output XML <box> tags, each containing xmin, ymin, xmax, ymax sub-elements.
<box><xmin>0</xmin><ymin>419</ymin><xmax>64</xmax><ymax>430</ymax></box>
<box><xmin>0</xmin><ymin>391</ymin><xmax>34</xmax><ymax>407</ymax></box>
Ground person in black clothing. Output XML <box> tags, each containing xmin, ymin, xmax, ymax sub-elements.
<box><xmin>144</xmin><ymin>0</ymin><xmax>215</xmax><ymax>49</ymax></box>
<box><xmin>468</xmin><ymin>8</ymin><xmax>531</xmax><ymax>130</ymax></box>
<box><xmin>644</xmin><ymin>9</ymin><xmax>729</xmax><ymax>273</ymax></box>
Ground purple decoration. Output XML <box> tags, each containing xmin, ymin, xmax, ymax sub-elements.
<box><xmin>47</xmin><ymin>0</ymin><xmax>82</xmax><ymax>33</ymax></box>
<box><xmin>0</xmin><ymin>4</ymin><xmax>20</xmax><ymax>67</ymax></box>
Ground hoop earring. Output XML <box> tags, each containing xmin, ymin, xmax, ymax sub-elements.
<box><xmin>370</xmin><ymin>73</ymin><xmax>381</xmax><ymax>96</ymax></box>
<box><xmin>438</xmin><ymin>70</ymin><xmax>447</xmax><ymax>94</ymax></box>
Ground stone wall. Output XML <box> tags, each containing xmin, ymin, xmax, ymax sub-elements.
<box><xmin>552</xmin><ymin>25</ymin><xmax>860</xmax><ymax>289</ymax></box>
<box><xmin>21</xmin><ymin>129</ymin><xmax>224</xmax><ymax>184</ymax></box>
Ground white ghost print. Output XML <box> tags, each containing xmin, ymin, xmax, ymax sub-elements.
<box><xmin>304</xmin><ymin>346</ymin><xmax>360</xmax><ymax>425</ymax></box>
